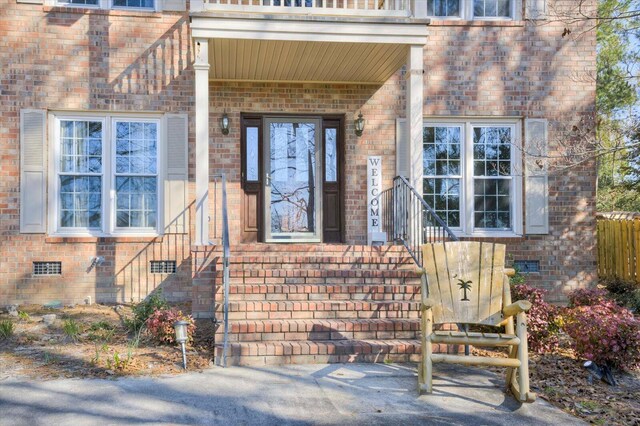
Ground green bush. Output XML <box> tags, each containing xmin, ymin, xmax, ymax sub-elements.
<box><xmin>0</xmin><ymin>320</ymin><xmax>15</xmax><ymax>339</ymax></box>
<box><xmin>62</xmin><ymin>319</ymin><xmax>81</xmax><ymax>341</ymax></box>
<box><xmin>125</xmin><ymin>291</ymin><xmax>169</xmax><ymax>333</ymax></box>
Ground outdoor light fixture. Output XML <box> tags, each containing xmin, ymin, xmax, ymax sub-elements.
<box><xmin>354</xmin><ymin>111</ymin><xmax>365</xmax><ymax>137</ymax></box>
<box><xmin>220</xmin><ymin>112</ymin><xmax>230</xmax><ymax>135</ymax></box>
<box><xmin>174</xmin><ymin>320</ymin><xmax>189</xmax><ymax>370</ymax></box>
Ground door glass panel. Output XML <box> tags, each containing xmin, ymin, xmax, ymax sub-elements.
<box><xmin>246</xmin><ymin>127</ymin><xmax>259</xmax><ymax>182</ymax></box>
<box><xmin>269</xmin><ymin>121</ymin><xmax>317</xmax><ymax>235</ymax></box>
<box><xmin>325</xmin><ymin>128</ymin><xmax>337</xmax><ymax>182</ymax></box>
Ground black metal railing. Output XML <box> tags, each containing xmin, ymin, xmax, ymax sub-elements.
<box><xmin>212</xmin><ymin>173</ymin><xmax>231</xmax><ymax>367</ymax></box>
<box><xmin>376</xmin><ymin>175</ymin><xmax>458</xmax><ymax>268</ymax></box>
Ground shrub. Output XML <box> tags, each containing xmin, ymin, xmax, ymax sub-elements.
<box><xmin>564</xmin><ymin>294</ymin><xmax>640</xmax><ymax>371</ymax></box>
<box><xmin>511</xmin><ymin>284</ymin><xmax>562</xmax><ymax>353</ymax></box>
<box><xmin>604</xmin><ymin>279</ymin><xmax>640</xmax><ymax>313</ymax></box>
<box><xmin>62</xmin><ymin>319</ymin><xmax>81</xmax><ymax>341</ymax></box>
<box><xmin>567</xmin><ymin>287</ymin><xmax>609</xmax><ymax>307</ymax></box>
<box><xmin>145</xmin><ymin>308</ymin><xmax>195</xmax><ymax>345</ymax></box>
<box><xmin>0</xmin><ymin>320</ymin><xmax>15</xmax><ymax>339</ymax></box>
<box><xmin>125</xmin><ymin>291</ymin><xmax>169</xmax><ymax>332</ymax></box>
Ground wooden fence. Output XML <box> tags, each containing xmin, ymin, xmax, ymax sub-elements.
<box><xmin>597</xmin><ymin>212</ymin><xmax>640</xmax><ymax>284</ymax></box>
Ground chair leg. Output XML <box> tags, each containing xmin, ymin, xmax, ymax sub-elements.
<box><xmin>420</xmin><ymin>308</ymin><xmax>433</xmax><ymax>394</ymax></box>
<box><xmin>510</xmin><ymin>312</ymin><xmax>536</xmax><ymax>403</ymax></box>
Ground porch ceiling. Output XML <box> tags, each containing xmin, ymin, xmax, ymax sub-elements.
<box><xmin>208</xmin><ymin>39</ymin><xmax>409</xmax><ymax>83</ymax></box>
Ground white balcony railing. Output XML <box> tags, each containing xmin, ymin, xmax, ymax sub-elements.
<box><xmin>192</xmin><ymin>0</ymin><xmax>427</xmax><ymax>18</ymax></box>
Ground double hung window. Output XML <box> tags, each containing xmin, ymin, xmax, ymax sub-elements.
<box><xmin>53</xmin><ymin>115</ymin><xmax>161</xmax><ymax>236</ymax></box>
<box><xmin>426</xmin><ymin>0</ymin><xmax>515</xmax><ymax>19</ymax></box>
<box><xmin>423</xmin><ymin>119</ymin><xmax>522</xmax><ymax>236</ymax></box>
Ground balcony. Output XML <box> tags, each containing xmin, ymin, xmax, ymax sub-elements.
<box><xmin>191</xmin><ymin>0</ymin><xmax>426</xmax><ymax>19</ymax></box>
<box><xmin>190</xmin><ymin>0</ymin><xmax>428</xmax><ymax>84</ymax></box>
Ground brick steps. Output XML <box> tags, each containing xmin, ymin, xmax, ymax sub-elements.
<box><xmin>220</xmin><ymin>318</ymin><xmax>421</xmax><ymax>342</ymax></box>
<box><xmin>226</xmin><ymin>289</ymin><xmax>419</xmax><ymax>303</ymax></box>
<box><xmin>226</xmin><ymin>300</ymin><xmax>421</xmax><ymax>320</ymax></box>
<box><xmin>215</xmin><ymin>339</ymin><xmax>427</xmax><ymax>366</ymax></box>
<box><xmin>213</xmin><ymin>243</ymin><xmax>429</xmax><ymax>366</ymax></box>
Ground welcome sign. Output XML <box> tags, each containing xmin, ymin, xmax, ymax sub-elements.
<box><xmin>367</xmin><ymin>156</ymin><xmax>387</xmax><ymax>245</ymax></box>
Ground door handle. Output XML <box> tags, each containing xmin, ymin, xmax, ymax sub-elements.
<box><xmin>265</xmin><ymin>173</ymin><xmax>271</xmax><ymax>186</ymax></box>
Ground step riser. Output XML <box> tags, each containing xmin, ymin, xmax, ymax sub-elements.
<box><xmin>225</xmin><ymin>293</ymin><xmax>419</xmax><ymax>302</ymax></box>
<box><xmin>220</xmin><ymin>330</ymin><xmax>420</xmax><ymax>342</ymax></box>
<box><xmin>226</xmin><ymin>311</ymin><xmax>420</xmax><ymax>320</ymax></box>
<box><xmin>219</xmin><ymin>354</ymin><xmax>422</xmax><ymax>366</ymax></box>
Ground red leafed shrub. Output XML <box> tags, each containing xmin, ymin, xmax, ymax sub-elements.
<box><xmin>511</xmin><ymin>284</ymin><xmax>561</xmax><ymax>354</ymax></box>
<box><xmin>564</xmin><ymin>294</ymin><xmax>640</xmax><ymax>370</ymax></box>
<box><xmin>145</xmin><ymin>308</ymin><xmax>195</xmax><ymax>345</ymax></box>
<box><xmin>567</xmin><ymin>287</ymin><xmax>609</xmax><ymax>307</ymax></box>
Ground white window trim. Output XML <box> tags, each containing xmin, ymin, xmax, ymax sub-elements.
<box><xmin>48</xmin><ymin>112</ymin><xmax>165</xmax><ymax>237</ymax></box>
<box><xmin>53</xmin><ymin>0</ymin><xmax>159</xmax><ymax>11</ymax></box>
<box><xmin>424</xmin><ymin>117</ymin><xmax>523</xmax><ymax>238</ymax></box>
<box><xmin>427</xmin><ymin>0</ymin><xmax>522</xmax><ymax>20</ymax></box>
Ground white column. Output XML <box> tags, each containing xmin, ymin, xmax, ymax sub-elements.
<box><xmin>406</xmin><ymin>44</ymin><xmax>424</xmax><ymax>193</ymax></box>
<box><xmin>194</xmin><ymin>38</ymin><xmax>210</xmax><ymax>246</ymax></box>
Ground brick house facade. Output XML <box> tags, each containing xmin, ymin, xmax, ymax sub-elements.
<box><xmin>1</xmin><ymin>0</ymin><xmax>596</xmax><ymax>316</ymax></box>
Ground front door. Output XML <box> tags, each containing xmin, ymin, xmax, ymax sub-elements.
<box><xmin>264</xmin><ymin>118</ymin><xmax>322</xmax><ymax>242</ymax></box>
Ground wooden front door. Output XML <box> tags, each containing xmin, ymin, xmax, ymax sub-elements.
<box><xmin>241</xmin><ymin>114</ymin><xmax>344</xmax><ymax>243</ymax></box>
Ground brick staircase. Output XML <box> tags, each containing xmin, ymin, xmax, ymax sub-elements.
<box><xmin>212</xmin><ymin>244</ymin><xmax>437</xmax><ymax>366</ymax></box>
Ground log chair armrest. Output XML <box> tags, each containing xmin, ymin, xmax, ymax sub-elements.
<box><xmin>502</xmin><ymin>300</ymin><xmax>532</xmax><ymax>318</ymax></box>
<box><xmin>504</xmin><ymin>268</ymin><xmax>516</xmax><ymax>277</ymax></box>
<box><xmin>422</xmin><ymin>298</ymin><xmax>436</xmax><ymax>309</ymax></box>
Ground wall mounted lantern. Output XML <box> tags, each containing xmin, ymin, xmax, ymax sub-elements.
<box><xmin>220</xmin><ymin>112</ymin><xmax>230</xmax><ymax>135</ymax></box>
<box><xmin>354</xmin><ymin>112</ymin><xmax>365</xmax><ymax>137</ymax></box>
<box><xmin>174</xmin><ymin>320</ymin><xmax>189</xmax><ymax>370</ymax></box>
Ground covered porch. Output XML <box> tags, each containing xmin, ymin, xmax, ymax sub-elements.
<box><xmin>190</xmin><ymin>5</ymin><xmax>429</xmax><ymax>246</ymax></box>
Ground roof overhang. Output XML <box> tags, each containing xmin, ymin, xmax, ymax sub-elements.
<box><xmin>190</xmin><ymin>14</ymin><xmax>429</xmax><ymax>84</ymax></box>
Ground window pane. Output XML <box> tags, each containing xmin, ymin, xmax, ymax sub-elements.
<box><xmin>473</xmin><ymin>126</ymin><xmax>512</xmax><ymax>229</ymax></box>
<box><xmin>423</xmin><ymin>125</ymin><xmax>462</xmax><ymax>228</ymax></box>
<box><xmin>59</xmin><ymin>176</ymin><xmax>101</xmax><ymax>228</ymax></box>
<box><xmin>113</xmin><ymin>0</ymin><xmax>154</xmax><ymax>7</ymax></box>
<box><xmin>428</xmin><ymin>0</ymin><xmax>460</xmax><ymax>16</ymax></box>
<box><xmin>115</xmin><ymin>121</ymin><xmax>157</xmax><ymax>175</ymax></box>
<box><xmin>63</xmin><ymin>0</ymin><xmax>99</xmax><ymax>4</ymax></box>
<box><xmin>115</xmin><ymin>176</ymin><xmax>157</xmax><ymax>228</ymax></box>
<box><xmin>244</xmin><ymin>127</ymin><xmax>259</xmax><ymax>182</ymax></box>
<box><xmin>474</xmin><ymin>0</ymin><xmax>511</xmax><ymax>17</ymax></box>
<box><xmin>473</xmin><ymin>126</ymin><xmax>511</xmax><ymax>177</ymax></box>
<box><xmin>325</xmin><ymin>128</ymin><xmax>338</xmax><ymax>182</ymax></box>
<box><xmin>60</xmin><ymin>120</ymin><xmax>102</xmax><ymax>174</ymax></box>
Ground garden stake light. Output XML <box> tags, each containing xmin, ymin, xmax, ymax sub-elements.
<box><xmin>174</xmin><ymin>320</ymin><xmax>189</xmax><ymax>370</ymax></box>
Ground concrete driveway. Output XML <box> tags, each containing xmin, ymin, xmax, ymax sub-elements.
<box><xmin>0</xmin><ymin>363</ymin><xmax>582</xmax><ymax>425</ymax></box>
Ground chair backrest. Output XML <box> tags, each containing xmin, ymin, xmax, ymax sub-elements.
<box><xmin>421</xmin><ymin>241</ymin><xmax>506</xmax><ymax>326</ymax></box>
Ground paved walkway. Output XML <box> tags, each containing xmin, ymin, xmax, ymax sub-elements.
<box><xmin>0</xmin><ymin>363</ymin><xmax>582</xmax><ymax>425</ymax></box>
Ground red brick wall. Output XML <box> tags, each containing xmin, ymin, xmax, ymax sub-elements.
<box><xmin>0</xmin><ymin>0</ymin><xmax>596</xmax><ymax>305</ymax></box>
<box><xmin>0</xmin><ymin>4</ymin><xmax>194</xmax><ymax>305</ymax></box>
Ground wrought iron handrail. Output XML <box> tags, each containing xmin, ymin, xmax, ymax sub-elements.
<box><xmin>213</xmin><ymin>173</ymin><xmax>231</xmax><ymax>367</ymax></box>
<box><xmin>375</xmin><ymin>175</ymin><xmax>458</xmax><ymax>267</ymax></box>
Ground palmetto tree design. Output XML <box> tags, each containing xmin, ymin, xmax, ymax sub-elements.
<box><xmin>457</xmin><ymin>278</ymin><xmax>473</xmax><ymax>301</ymax></box>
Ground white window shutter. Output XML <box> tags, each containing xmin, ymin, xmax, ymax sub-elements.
<box><xmin>526</xmin><ymin>0</ymin><xmax>546</xmax><ymax>19</ymax></box>
<box><xmin>396</xmin><ymin>118</ymin><xmax>409</xmax><ymax>178</ymax></box>
<box><xmin>20</xmin><ymin>109</ymin><xmax>47</xmax><ymax>234</ymax></box>
<box><xmin>525</xmin><ymin>118</ymin><xmax>549</xmax><ymax>235</ymax></box>
<box><xmin>164</xmin><ymin>114</ymin><xmax>189</xmax><ymax>234</ymax></box>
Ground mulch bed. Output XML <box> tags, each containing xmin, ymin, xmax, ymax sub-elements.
<box><xmin>474</xmin><ymin>336</ymin><xmax>640</xmax><ymax>426</ymax></box>
<box><xmin>0</xmin><ymin>304</ymin><xmax>216</xmax><ymax>380</ymax></box>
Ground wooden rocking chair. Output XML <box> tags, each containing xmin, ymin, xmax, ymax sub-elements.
<box><xmin>417</xmin><ymin>241</ymin><xmax>536</xmax><ymax>403</ymax></box>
